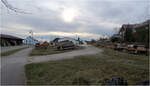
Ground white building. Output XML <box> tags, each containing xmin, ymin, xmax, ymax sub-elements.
<box><xmin>23</xmin><ymin>36</ymin><xmax>39</xmax><ymax>45</ymax></box>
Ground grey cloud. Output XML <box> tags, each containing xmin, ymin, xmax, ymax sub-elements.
<box><xmin>1</xmin><ymin>0</ymin><xmax>149</xmax><ymax>40</ymax></box>
<box><xmin>85</xmin><ymin>0</ymin><xmax>149</xmax><ymax>23</ymax></box>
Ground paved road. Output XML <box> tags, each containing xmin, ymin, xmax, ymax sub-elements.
<box><xmin>1</xmin><ymin>48</ymin><xmax>32</xmax><ymax>85</ymax></box>
<box><xmin>28</xmin><ymin>45</ymin><xmax>102</xmax><ymax>63</ymax></box>
<box><xmin>0</xmin><ymin>45</ymin><xmax>29</xmax><ymax>53</ymax></box>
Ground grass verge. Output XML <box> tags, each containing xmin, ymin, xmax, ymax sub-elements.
<box><xmin>29</xmin><ymin>46</ymin><xmax>84</xmax><ymax>56</ymax></box>
<box><xmin>25</xmin><ymin>48</ymin><xmax>149</xmax><ymax>85</ymax></box>
<box><xmin>1</xmin><ymin>47</ymin><xmax>28</xmax><ymax>56</ymax></box>
<box><xmin>29</xmin><ymin>48</ymin><xmax>65</xmax><ymax>56</ymax></box>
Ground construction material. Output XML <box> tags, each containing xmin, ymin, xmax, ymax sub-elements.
<box><xmin>93</xmin><ymin>42</ymin><xmax>149</xmax><ymax>55</ymax></box>
<box><xmin>56</xmin><ymin>40</ymin><xmax>75</xmax><ymax>50</ymax></box>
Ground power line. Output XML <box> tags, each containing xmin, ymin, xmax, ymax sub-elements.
<box><xmin>1</xmin><ymin>0</ymin><xmax>30</xmax><ymax>14</ymax></box>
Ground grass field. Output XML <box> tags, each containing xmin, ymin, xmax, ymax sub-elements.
<box><xmin>1</xmin><ymin>47</ymin><xmax>28</xmax><ymax>56</ymax></box>
<box><xmin>25</xmin><ymin>48</ymin><xmax>149</xmax><ymax>85</ymax></box>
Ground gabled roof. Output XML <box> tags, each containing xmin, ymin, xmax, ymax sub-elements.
<box><xmin>52</xmin><ymin>38</ymin><xmax>60</xmax><ymax>42</ymax></box>
<box><xmin>0</xmin><ymin>34</ymin><xmax>23</xmax><ymax>40</ymax></box>
<box><xmin>59</xmin><ymin>37</ymin><xmax>78</xmax><ymax>41</ymax></box>
<box><xmin>27</xmin><ymin>36</ymin><xmax>39</xmax><ymax>42</ymax></box>
<box><xmin>52</xmin><ymin>37</ymin><xmax>79</xmax><ymax>43</ymax></box>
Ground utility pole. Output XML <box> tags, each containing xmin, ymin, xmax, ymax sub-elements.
<box><xmin>29</xmin><ymin>30</ymin><xmax>33</xmax><ymax>45</ymax></box>
<box><xmin>76</xmin><ymin>34</ymin><xmax>77</xmax><ymax>39</ymax></box>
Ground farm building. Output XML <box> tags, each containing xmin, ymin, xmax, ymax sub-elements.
<box><xmin>52</xmin><ymin>37</ymin><xmax>80</xmax><ymax>46</ymax></box>
<box><xmin>119</xmin><ymin>20</ymin><xmax>149</xmax><ymax>41</ymax></box>
<box><xmin>0</xmin><ymin>34</ymin><xmax>24</xmax><ymax>46</ymax></box>
<box><xmin>23</xmin><ymin>36</ymin><xmax>39</xmax><ymax>45</ymax></box>
<box><xmin>118</xmin><ymin>19</ymin><xmax>149</xmax><ymax>47</ymax></box>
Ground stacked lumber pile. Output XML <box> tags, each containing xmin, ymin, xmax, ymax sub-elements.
<box><xmin>124</xmin><ymin>45</ymin><xmax>147</xmax><ymax>54</ymax></box>
<box><xmin>115</xmin><ymin>44</ymin><xmax>148</xmax><ymax>55</ymax></box>
<box><xmin>93</xmin><ymin>42</ymin><xmax>149</xmax><ymax>55</ymax></box>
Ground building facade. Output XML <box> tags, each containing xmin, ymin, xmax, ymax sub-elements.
<box><xmin>118</xmin><ymin>20</ymin><xmax>149</xmax><ymax>41</ymax></box>
<box><xmin>23</xmin><ymin>36</ymin><xmax>39</xmax><ymax>45</ymax></box>
<box><xmin>0</xmin><ymin>34</ymin><xmax>23</xmax><ymax>46</ymax></box>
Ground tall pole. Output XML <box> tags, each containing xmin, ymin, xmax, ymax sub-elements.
<box><xmin>76</xmin><ymin>34</ymin><xmax>77</xmax><ymax>39</ymax></box>
<box><xmin>29</xmin><ymin>30</ymin><xmax>33</xmax><ymax>45</ymax></box>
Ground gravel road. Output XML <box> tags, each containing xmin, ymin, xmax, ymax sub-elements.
<box><xmin>28</xmin><ymin>45</ymin><xmax>102</xmax><ymax>63</ymax></box>
<box><xmin>1</xmin><ymin>48</ymin><xmax>32</xmax><ymax>85</ymax></box>
<box><xmin>1</xmin><ymin>45</ymin><xmax>102</xmax><ymax>85</ymax></box>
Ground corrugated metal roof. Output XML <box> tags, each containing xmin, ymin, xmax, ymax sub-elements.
<box><xmin>0</xmin><ymin>34</ymin><xmax>24</xmax><ymax>40</ymax></box>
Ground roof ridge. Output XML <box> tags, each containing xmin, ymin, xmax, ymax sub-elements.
<box><xmin>0</xmin><ymin>34</ymin><xmax>23</xmax><ymax>40</ymax></box>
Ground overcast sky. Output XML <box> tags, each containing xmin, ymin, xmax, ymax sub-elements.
<box><xmin>0</xmin><ymin>0</ymin><xmax>149</xmax><ymax>41</ymax></box>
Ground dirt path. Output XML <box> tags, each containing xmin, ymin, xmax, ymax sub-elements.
<box><xmin>1</xmin><ymin>48</ymin><xmax>32</xmax><ymax>85</ymax></box>
<box><xmin>28</xmin><ymin>45</ymin><xmax>102</xmax><ymax>63</ymax></box>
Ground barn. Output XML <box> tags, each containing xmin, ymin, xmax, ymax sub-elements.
<box><xmin>0</xmin><ymin>34</ymin><xmax>24</xmax><ymax>46</ymax></box>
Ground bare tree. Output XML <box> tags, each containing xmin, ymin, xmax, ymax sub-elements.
<box><xmin>1</xmin><ymin>0</ymin><xmax>30</xmax><ymax>14</ymax></box>
<box><xmin>113</xmin><ymin>27</ymin><xmax>120</xmax><ymax>34</ymax></box>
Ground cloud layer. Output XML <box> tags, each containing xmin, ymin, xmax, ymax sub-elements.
<box><xmin>0</xmin><ymin>0</ymin><xmax>149</xmax><ymax>40</ymax></box>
